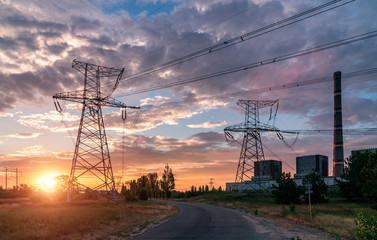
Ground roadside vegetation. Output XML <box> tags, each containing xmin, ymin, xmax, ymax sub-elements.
<box><xmin>0</xmin><ymin>164</ymin><xmax>178</xmax><ymax>239</ymax></box>
<box><xmin>173</xmin><ymin>151</ymin><xmax>377</xmax><ymax>239</ymax></box>
<box><xmin>0</xmin><ymin>201</ymin><xmax>177</xmax><ymax>240</ymax></box>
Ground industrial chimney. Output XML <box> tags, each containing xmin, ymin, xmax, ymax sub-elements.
<box><xmin>333</xmin><ymin>71</ymin><xmax>344</xmax><ymax>177</ymax></box>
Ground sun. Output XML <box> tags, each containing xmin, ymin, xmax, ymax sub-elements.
<box><xmin>37</xmin><ymin>174</ymin><xmax>59</xmax><ymax>191</ymax></box>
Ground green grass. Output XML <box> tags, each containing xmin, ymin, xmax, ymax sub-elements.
<box><xmin>0</xmin><ymin>200</ymin><xmax>178</xmax><ymax>240</ymax></box>
<box><xmin>179</xmin><ymin>192</ymin><xmax>377</xmax><ymax>239</ymax></box>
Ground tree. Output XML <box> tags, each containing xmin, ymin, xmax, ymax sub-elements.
<box><xmin>138</xmin><ymin>187</ymin><xmax>149</xmax><ymax>200</ymax></box>
<box><xmin>272</xmin><ymin>172</ymin><xmax>302</xmax><ymax>204</ymax></box>
<box><xmin>160</xmin><ymin>164</ymin><xmax>175</xmax><ymax>198</ymax></box>
<box><xmin>137</xmin><ymin>175</ymin><xmax>148</xmax><ymax>189</ymax></box>
<box><xmin>337</xmin><ymin>151</ymin><xmax>377</xmax><ymax>201</ymax></box>
<box><xmin>148</xmin><ymin>173</ymin><xmax>158</xmax><ymax>198</ymax></box>
<box><xmin>361</xmin><ymin>152</ymin><xmax>377</xmax><ymax>202</ymax></box>
<box><xmin>303</xmin><ymin>172</ymin><xmax>328</xmax><ymax>203</ymax></box>
<box><xmin>53</xmin><ymin>175</ymin><xmax>69</xmax><ymax>191</ymax></box>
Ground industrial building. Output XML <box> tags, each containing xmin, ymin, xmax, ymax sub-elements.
<box><xmin>294</xmin><ymin>154</ymin><xmax>328</xmax><ymax>178</ymax></box>
<box><xmin>253</xmin><ymin>160</ymin><xmax>282</xmax><ymax>181</ymax></box>
<box><xmin>351</xmin><ymin>148</ymin><xmax>377</xmax><ymax>156</ymax></box>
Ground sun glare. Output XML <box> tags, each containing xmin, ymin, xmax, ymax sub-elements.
<box><xmin>37</xmin><ymin>174</ymin><xmax>59</xmax><ymax>191</ymax></box>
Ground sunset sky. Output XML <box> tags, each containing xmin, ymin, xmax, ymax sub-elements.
<box><xmin>0</xmin><ymin>0</ymin><xmax>377</xmax><ymax>191</ymax></box>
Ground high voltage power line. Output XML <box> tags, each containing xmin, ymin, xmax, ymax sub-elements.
<box><xmin>132</xmin><ymin>1</ymin><xmax>259</xmax><ymax>63</ymax></box>
<box><xmin>110</xmin><ymin>0</ymin><xmax>353</xmax><ymax>87</ymax></box>
<box><xmin>122</xmin><ymin>1</ymin><xmax>172</xmax><ymax>32</ymax></box>
<box><xmin>116</xmin><ymin>31</ymin><xmax>377</xmax><ymax>98</ymax></box>
<box><xmin>129</xmin><ymin>66</ymin><xmax>377</xmax><ymax>111</ymax></box>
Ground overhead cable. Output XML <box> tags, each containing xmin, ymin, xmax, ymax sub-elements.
<box><xmin>116</xmin><ymin>0</ymin><xmax>354</xmax><ymax>83</ymax></box>
<box><xmin>117</xmin><ymin>30</ymin><xmax>377</xmax><ymax>97</ymax></box>
<box><xmin>133</xmin><ymin>66</ymin><xmax>377</xmax><ymax>110</ymax></box>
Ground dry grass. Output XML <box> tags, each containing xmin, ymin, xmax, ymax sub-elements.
<box><xmin>0</xmin><ymin>200</ymin><xmax>178</xmax><ymax>240</ymax></box>
<box><xmin>181</xmin><ymin>192</ymin><xmax>377</xmax><ymax>239</ymax></box>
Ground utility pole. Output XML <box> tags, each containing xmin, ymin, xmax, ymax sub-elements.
<box><xmin>53</xmin><ymin>60</ymin><xmax>140</xmax><ymax>202</ymax></box>
<box><xmin>5</xmin><ymin>167</ymin><xmax>7</xmax><ymax>190</ymax></box>
<box><xmin>16</xmin><ymin>168</ymin><xmax>18</xmax><ymax>190</ymax></box>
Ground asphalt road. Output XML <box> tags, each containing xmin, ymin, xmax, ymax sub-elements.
<box><xmin>129</xmin><ymin>201</ymin><xmax>272</xmax><ymax>240</ymax></box>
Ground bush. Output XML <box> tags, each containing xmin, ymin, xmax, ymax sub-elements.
<box><xmin>355</xmin><ymin>211</ymin><xmax>377</xmax><ymax>240</ymax></box>
<box><xmin>138</xmin><ymin>188</ymin><xmax>149</xmax><ymax>201</ymax></box>
<box><xmin>289</xmin><ymin>203</ymin><xmax>296</xmax><ymax>213</ymax></box>
<box><xmin>280</xmin><ymin>206</ymin><xmax>289</xmax><ymax>217</ymax></box>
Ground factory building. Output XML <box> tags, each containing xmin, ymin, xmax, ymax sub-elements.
<box><xmin>294</xmin><ymin>154</ymin><xmax>328</xmax><ymax>179</ymax></box>
<box><xmin>351</xmin><ymin>148</ymin><xmax>377</xmax><ymax>156</ymax></box>
<box><xmin>253</xmin><ymin>160</ymin><xmax>282</xmax><ymax>181</ymax></box>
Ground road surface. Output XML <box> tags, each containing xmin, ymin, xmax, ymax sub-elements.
<box><xmin>127</xmin><ymin>201</ymin><xmax>332</xmax><ymax>240</ymax></box>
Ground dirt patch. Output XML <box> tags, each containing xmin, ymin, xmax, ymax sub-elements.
<box><xmin>241</xmin><ymin>212</ymin><xmax>334</xmax><ymax>240</ymax></box>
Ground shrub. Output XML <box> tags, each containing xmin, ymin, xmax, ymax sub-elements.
<box><xmin>289</xmin><ymin>203</ymin><xmax>296</xmax><ymax>213</ymax></box>
<box><xmin>280</xmin><ymin>206</ymin><xmax>289</xmax><ymax>217</ymax></box>
<box><xmin>355</xmin><ymin>211</ymin><xmax>377</xmax><ymax>240</ymax></box>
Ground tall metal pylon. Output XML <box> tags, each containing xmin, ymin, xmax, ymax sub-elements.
<box><xmin>53</xmin><ymin>60</ymin><xmax>139</xmax><ymax>202</ymax></box>
<box><xmin>224</xmin><ymin>99</ymin><xmax>279</xmax><ymax>191</ymax></box>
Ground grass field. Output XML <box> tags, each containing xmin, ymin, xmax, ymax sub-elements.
<box><xmin>0</xmin><ymin>199</ymin><xmax>177</xmax><ymax>240</ymax></box>
<box><xmin>180</xmin><ymin>191</ymin><xmax>377</xmax><ymax>239</ymax></box>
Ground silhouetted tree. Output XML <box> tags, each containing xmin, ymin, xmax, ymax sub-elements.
<box><xmin>303</xmin><ymin>172</ymin><xmax>328</xmax><ymax>203</ymax></box>
<box><xmin>338</xmin><ymin>151</ymin><xmax>377</xmax><ymax>202</ymax></box>
<box><xmin>148</xmin><ymin>172</ymin><xmax>158</xmax><ymax>198</ymax></box>
<box><xmin>337</xmin><ymin>151</ymin><xmax>371</xmax><ymax>201</ymax></box>
<box><xmin>53</xmin><ymin>174</ymin><xmax>69</xmax><ymax>191</ymax></box>
<box><xmin>160</xmin><ymin>164</ymin><xmax>175</xmax><ymax>198</ymax></box>
<box><xmin>138</xmin><ymin>187</ymin><xmax>149</xmax><ymax>200</ymax></box>
<box><xmin>361</xmin><ymin>152</ymin><xmax>377</xmax><ymax>202</ymax></box>
<box><xmin>272</xmin><ymin>172</ymin><xmax>302</xmax><ymax>204</ymax></box>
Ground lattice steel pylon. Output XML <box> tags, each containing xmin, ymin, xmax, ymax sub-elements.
<box><xmin>224</xmin><ymin>99</ymin><xmax>279</xmax><ymax>191</ymax></box>
<box><xmin>53</xmin><ymin>60</ymin><xmax>139</xmax><ymax>202</ymax></box>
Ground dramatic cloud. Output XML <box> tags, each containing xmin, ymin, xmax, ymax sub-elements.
<box><xmin>1</xmin><ymin>0</ymin><xmax>376</xmax><ymax>189</ymax></box>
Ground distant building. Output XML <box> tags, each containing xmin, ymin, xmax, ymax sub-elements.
<box><xmin>294</xmin><ymin>154</ymin><xmax>328</xmax><ymax>178</ymax></box>
<box><xmin>351</xmin><ymin>148</ymin><xmax>377</xmax><ymax>156</ymax></box>
<box><xmin>253</xmin><ymin>160</ymin><xmax>282</xmax><ymax>181</ymax></box>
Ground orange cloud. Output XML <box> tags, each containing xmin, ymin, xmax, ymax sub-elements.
<box><xmin>5</xmin><ymin>133</ymin><xmax>42</xmax><ymax>139</ymax></box>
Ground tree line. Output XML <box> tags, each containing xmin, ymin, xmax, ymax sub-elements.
<box><xmin>121</xmin><ymin>164</ymin><xmax>175</xmax><ymax>201</ymax></box>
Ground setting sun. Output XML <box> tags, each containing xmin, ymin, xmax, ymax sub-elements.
<box><xmin>36</xmin><ymin>174</ymin><xmax>59</xmax><ymax>191</ymax></box>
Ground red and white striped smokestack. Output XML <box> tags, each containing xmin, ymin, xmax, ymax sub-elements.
<box><xmin>333</xmin><ymin>71</ymin><xmax>344</xmax><ymax>177</ymax></box>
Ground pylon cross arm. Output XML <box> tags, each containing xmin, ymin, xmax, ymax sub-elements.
<box><xmin>53</xmin><ymin>91</ymin><xmax>140</xmax><ymax>109</ymax></box>
<box><xmin>101</xmin><ymin>96</ymin><xmax>140</xmax><ymax>109</ymax></box>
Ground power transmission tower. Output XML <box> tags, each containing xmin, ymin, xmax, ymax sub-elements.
<box><xmin>53</xmin><ymin>60</ymin><xmax>139</xmax><ymax>202</ymax></box>
<box><xmin>209</xmin><ymin>178</ymin><xmax>214</xmax><ymax>190</ymax></box>
<box><xmin>224</xmin><ymin>99</ymin><xmax>279</xmax><ymax>191</ymax></box>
